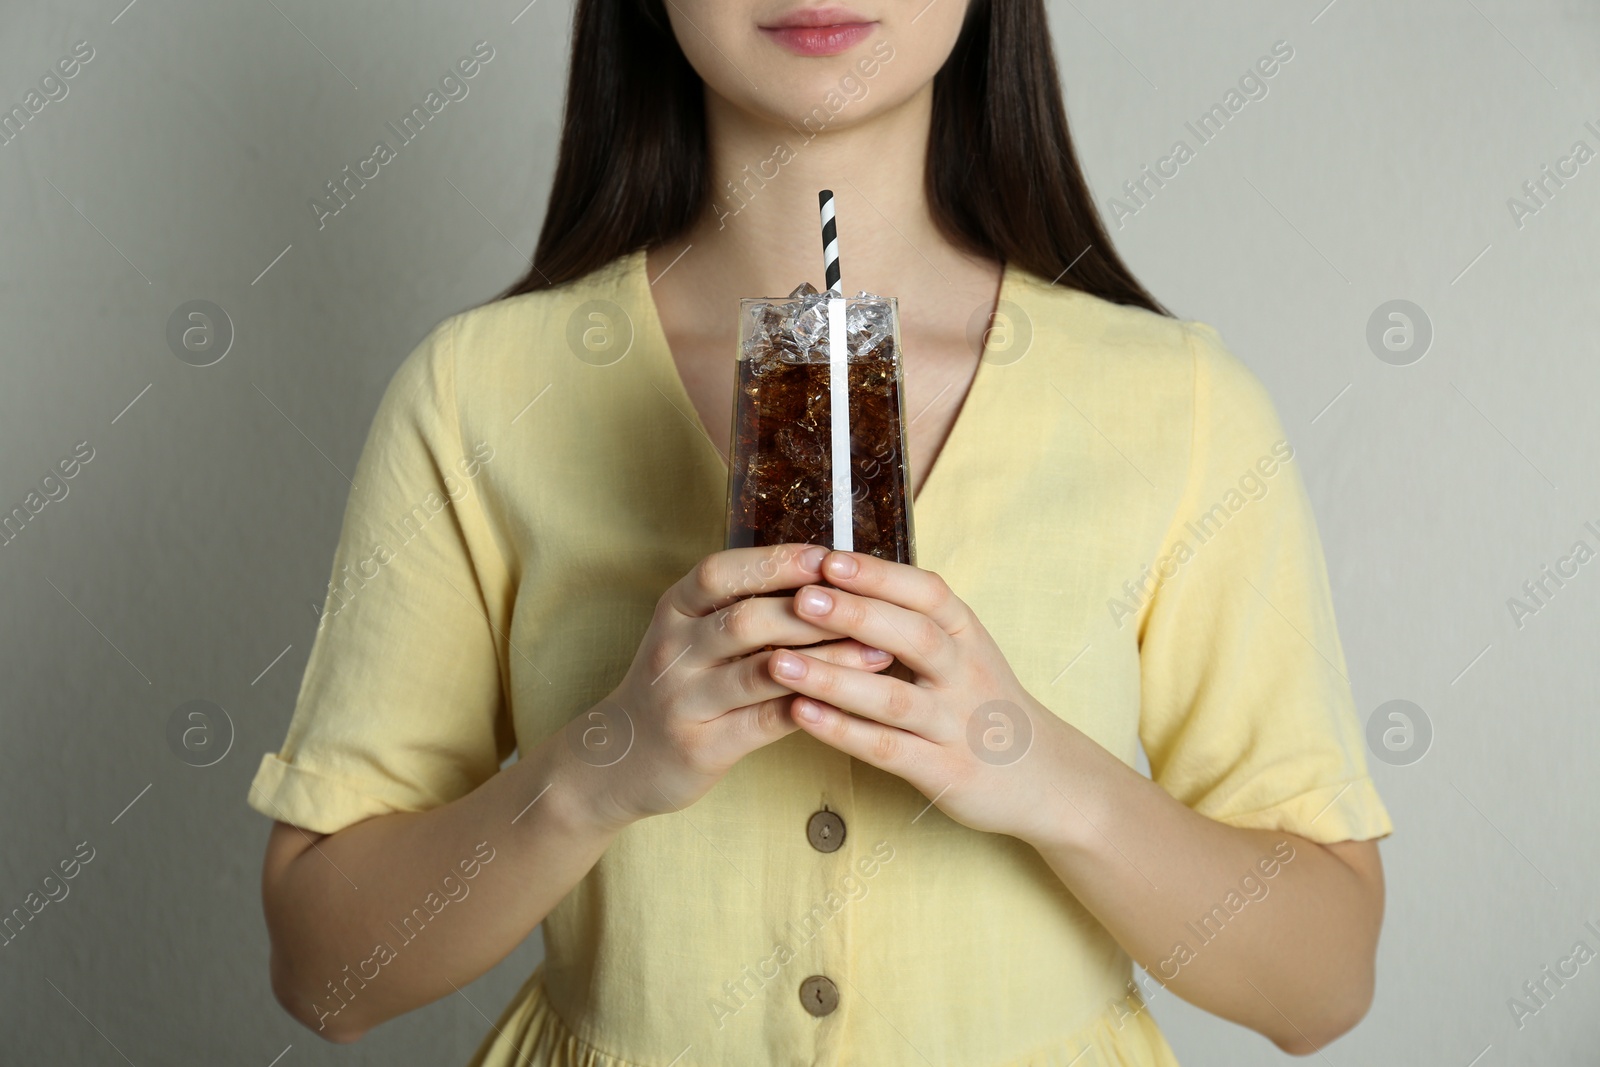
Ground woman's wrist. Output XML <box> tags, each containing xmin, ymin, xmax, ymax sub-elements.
<box><xmin>505</xmin><ymin>719</ymin><xmax>640</xmax><ymax>844</ymax></box>
<box><xmin>1017</xmin><ymin>715</ymin><xmax>1135</xmax><ymax>858</ymax></box>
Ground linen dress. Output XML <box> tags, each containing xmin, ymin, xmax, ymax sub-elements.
<box><xmin>247</xmin><ymin>249</ymin><xmax>1393</xmax><ymax>1066</ymax></box>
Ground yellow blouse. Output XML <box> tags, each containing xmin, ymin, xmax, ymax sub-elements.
<box><xmin>247</xmin><ymin>249</ymin><xmax>1392</xmax><ymax>1066</ymax></box>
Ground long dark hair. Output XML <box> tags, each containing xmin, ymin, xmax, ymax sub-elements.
<box><xmin>501</xmin><ymin>0</ymin><xmax>1169</xmax><ymax>317</ymax></box>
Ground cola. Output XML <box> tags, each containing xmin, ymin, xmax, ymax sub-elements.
<box><xmin>725</xmin><ymin>285</ymin><xmax>917</xmax><ymax>567</ymax></box>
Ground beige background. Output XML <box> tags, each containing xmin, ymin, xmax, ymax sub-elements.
<box><xmin>2</xmin><ymin>0</ymin><xmax>1597</xmax><ymax>1062</ymax></box>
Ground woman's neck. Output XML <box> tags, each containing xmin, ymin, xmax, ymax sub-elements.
<box><xmin>660</xmin><ymin>83</ymin><xmax>992</xmax><ymax>304</ymax></box>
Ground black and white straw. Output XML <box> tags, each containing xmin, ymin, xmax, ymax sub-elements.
<box><xmin>818</xmin><ymin>189</ymin><xmax>842</xmax><ymax>294</ymax></box>
<box><xmin>818</xmin><ymin>188</ymin><xmax>853</xmax><ymax>551</ymax></box>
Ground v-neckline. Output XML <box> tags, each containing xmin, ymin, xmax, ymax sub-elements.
<box><xmin>629</xmin><ymin>248</ymin><xmax>1019</xmax><ymax>516</ymax></box>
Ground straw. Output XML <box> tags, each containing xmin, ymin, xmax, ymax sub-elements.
<box><xmin>818</xmin><ymin>190</ymin><xmax>853</xmax><ymax>552</ymax></box>
<box><xmin>819</xmin><ymin>190</ymin><xmax>842</xmax><ymax>294</ymax></box>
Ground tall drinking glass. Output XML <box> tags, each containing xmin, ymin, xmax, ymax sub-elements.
<box><xmin>725</xmin><ymin>289</ymin><xmax>917</xmax><ymax>569</ymax></box>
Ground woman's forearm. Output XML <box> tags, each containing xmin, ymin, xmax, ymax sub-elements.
<box><xmin>262</xmin><ymin>717</ymin><xmax>631</xmax><ymax>1042</ymax></box>
<box><xmin>1024</xmin><ymin>725</ymin><xmax>1384</xmax><ymax>1054</ymax></box>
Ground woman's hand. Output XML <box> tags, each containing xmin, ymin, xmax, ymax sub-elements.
<box><xmin>766</xmin><ymin>549</ymin><xmax>1076</xmax><ymax>842</ymax></box>
<box><xmin>574</xmin><ymin>543</ymin><xmax>898</xmax><ymax>832</ymax></box>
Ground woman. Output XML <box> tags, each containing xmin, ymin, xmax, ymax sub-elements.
<box><xmin>250</xmin><ymin>2</ymin><xmax>1392</xmax><ymax>1064</ymax></box>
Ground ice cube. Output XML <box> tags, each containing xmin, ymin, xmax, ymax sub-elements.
<box><xmin>780</xmin><ymin>475</ymin><xmax>823</xmax><ymax>517</ymax></box>
<box><xmin>775</xmin><ymin>426</ymin><xmax>825</xmax><ymax>469</ymax></box>
<box><xmin>742</xmin><ymin>453</ymin><xmax>781</xmax><ymax>506</ymax></box>
<box><xmin>846</xmin><ymin>298</ymin><xmax>894</xmax><ymax>357</ymax></box>
<box><xmin>790</xmin><ymin>300</ymin><xmax>828</xmax><ymax>358</ymax></box>
<box><xmin>852</xmin><ymin>493</ymin><xmax>880</xmax><ymax>544</ymax></box>
<box><xmin>744</xmin><ymin>301</ymin><xmax>781</xmax><ymax>359</ymax></box>
<box><xmin>797</xmin><ymin>383</ymin><xmax>831</xmax><ymax>434</ymax></box>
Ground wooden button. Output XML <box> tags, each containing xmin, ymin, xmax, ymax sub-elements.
<box><xmin>799</xmin><ymin>974</ymin><xmax>839</xmax><ymax>1017</ymax></box>
<box><xmin>806</xmin><ymin>810</ymin><xmax>846</xmax><ymax>853</ymax></box>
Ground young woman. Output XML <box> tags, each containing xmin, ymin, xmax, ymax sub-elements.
<box><xmin>251</xmin><ymin>2</ymin><xmax>1391</xmax><ymax>1064</ymax></box>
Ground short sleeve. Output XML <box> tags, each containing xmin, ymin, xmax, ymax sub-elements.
<box><xmin>1136</xmin><ymin>322</ymin><xmax>1391</xmax><ymax>844</ymax></box>
<box><xmin>246</xmin><ymin>318</ymin><xmax>513</xmax><ymax>835</ymax></box>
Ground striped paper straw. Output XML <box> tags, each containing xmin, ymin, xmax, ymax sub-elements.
<box><xmin>818</xmin><ymin>190</ymin><xmax>853</xmax><ymax>552</ymax></box>
<box><xmin>819</xmin><ymin>190</ymin><xmax>842</xmax><ymax>294</ymax></box>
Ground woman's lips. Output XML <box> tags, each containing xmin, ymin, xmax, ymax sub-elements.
<box><xmin>760</xmin><ymin>22</ymin><xmax>877</xmax><ymax>57</ymax></box>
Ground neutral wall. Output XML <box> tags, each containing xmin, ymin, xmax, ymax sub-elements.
<box><xmin>2</xmin><ymin>1</ymin><xmax>1596</xmax><ymax>1063</ymax></box>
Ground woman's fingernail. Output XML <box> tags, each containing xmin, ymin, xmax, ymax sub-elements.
<box><xmin>825</xmin><ymin>552</ymin><xmax>858</xmax><ymax>579</ymax></box>
<box><xmin>795</xmin><ymin>699</ymin><xmax>823</xmax><ymax>722</ymax></box>
<box><xmin>771</xmin><ymin>651</ymin><xmax>805</xmax><ymax>679</ymax></box>
<box><xmin>862</xmin><ymin>647</ymin><xmax>891</xmax><ymax>664</ymax></box>
<box><xmin>798</xmin><ymin>588</ymin><xmax>833</xmax><ymax>615</ymax></box>
<box><xmin>799</xmin><ymin>546</ymin><xmax>827</xmax><ymax>571</ymax></box>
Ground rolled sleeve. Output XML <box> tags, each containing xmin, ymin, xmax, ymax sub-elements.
<box><xmin>246</xmin><ymin>318</ymin><xmax>513</xmax><ymax>836</ymax></box>
<box><xmin>1136</xmin><ymin>322</ymin><xmax>1392</xmax><ymax>845</ymax></box>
